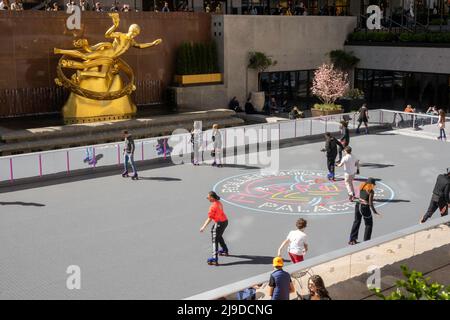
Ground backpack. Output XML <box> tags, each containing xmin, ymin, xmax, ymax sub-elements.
<box><xmin>236</xmin><ymin>288</ymin><xmax>256</xmax><ymax>300</ymax></box>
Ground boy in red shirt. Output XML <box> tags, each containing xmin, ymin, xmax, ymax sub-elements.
<box><xmin>200</xmin><ymin>191</ymin><xmax>229</xmax><ymax>265</ymax></box>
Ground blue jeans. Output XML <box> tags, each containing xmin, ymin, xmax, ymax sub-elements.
<box><xmin>439</xmin><ymin>128</ymin><xmax>446</xmax><ymax>139</ymax></box>
<box><xmin>124</xmin><ymin>153</ymin><xmax>137</xmax><ymax>174</ymax></box>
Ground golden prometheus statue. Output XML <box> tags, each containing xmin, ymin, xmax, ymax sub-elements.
<box><xmin>54</xmin><ymin>13</ymin><xmax>162</xmax><ymax>124</ymax></box>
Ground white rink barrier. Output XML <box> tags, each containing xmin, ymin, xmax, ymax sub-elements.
<box><xmin>0</xmin><ymin>109</ymin><xmax>445</xmax><ymax>183</ymax></box>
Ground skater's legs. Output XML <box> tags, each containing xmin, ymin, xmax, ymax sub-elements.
<box><xmin>123</xmin><ymin>153</ymin><xmax>129</xmax><ymax>173</ymax></box>
<box><xmin>215</xmin><ymin>149</ymin><xmax>221</xmax><ymax>165</ymax></box>
<box><xmin>216</xmin><ymin>220</ymin><xmax>228</xmax><ymax>253</ymax></box>
<box><xmin>128</xmin><ymin>154</ymin><xmax>137</xmax><ymax>174</ymax></box>
<box><xmin>327</xmin><ymin>156</ymin><xmax>335</xmax><ymax>178</ymax></box>
<box><xmin>344</xmin><ymin>173</ymin><xmax>355</xmax><ymax>196</ymax></box>
<box><xmin>350</xmin><ymin>204</ymin><xmax>363</xmax><ymax>242</ymax></box>
<box><xmin>211</xmin><ymin>224</ymin><xmax>219</xmax><ymax>261</ymax></box>
<box><xmin>193</xmin><ymin>143</ymin><xmax>200</xmax><ymax>164</ymax></box>
<box><xmin>361</xmin><ymin>205</ymin><xmax>373</xmax><ymax>241</ymax></box>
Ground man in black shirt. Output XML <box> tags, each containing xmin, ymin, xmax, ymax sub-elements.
<box><xmin>420</xmin><ymin>169</ymin><xmax>450</xmax><ymax>223</ymax></box>
<box><xmin>321</xmin><ymin>132</ymin><xmax>342</xmax><ymax>181</ymax></box>
<box><xmin>228</xmin><ymin>97</ymin><xmax>243</xmax><ymax>112</ymax></box>
<box><xmin>244</xmin><ymin>98</ymin><xmax>258</xmax><ymax>114</ymax></box>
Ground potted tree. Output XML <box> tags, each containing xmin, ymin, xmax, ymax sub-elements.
<box><xmin>174</xmin><ymin>41</ymin><xmax>222</xmax><ymax>86</ymax></box>
<box><xmin>311</xmin><ymin>63</ymin><xmax>349</xmax><ymax>117</ymax></box>
<box><xmin>247</xmin><ymin>51</ymin><xmax>277</xmax><ymax>112</ymax></box>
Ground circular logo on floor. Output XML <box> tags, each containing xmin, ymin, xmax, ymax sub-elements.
<box><xmin>213</xmin><ymin>170</ymin><xmax>395</xmax><ymax>216</ymax></box>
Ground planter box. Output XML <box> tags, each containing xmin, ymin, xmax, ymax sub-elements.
<box><xmin>311</xmin><ymin>109</ymin><xmax>343</xmax><ymax>117</ymax></box>
<box><xmin>174</xmin><ymin>73</ymin><xmax>222</xmax><ymax>86</ymax></box>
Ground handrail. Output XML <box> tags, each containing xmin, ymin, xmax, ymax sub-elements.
<box><xmin>356</xmin><ymin>14</ymin><xmax>413</xmax><ymax>33</ymax></box>
<box><xmin>0</xmin><ymin>110</ymin><xmax>362</xmax><ymax>159</ymax></box>
<box><xmin>185</xmin><ymin>215</ymin><xmax>450</xmax><ymax>300</ymax></box>
<box><xmin>379</xmin><ymin>108</ymin><xmax>450</xmax><ymax>119</ymax></box>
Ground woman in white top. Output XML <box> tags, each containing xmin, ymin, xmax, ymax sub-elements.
<box><xmin>337</xmin><ymin>146</ymin><xmax>360</xmax><ymax>202</ymax></box>
<box><xmin>191</xmin><ymin>121</ymin><xmax>203</xmax><ymax>165</ymax></box>
<box><xmin>277</xmin><ymin>218</ymin><xmax>308</xmax><ymax>263</ymax></box>
<box><xmin>437</xmin><ymin>109</ymin><xmax>447</xmax><ymax>141</ymax></box>
<box><xmin>211</xmin><ymin>124</ymin><xmax>223</xmax><ymax>167</ymax></box>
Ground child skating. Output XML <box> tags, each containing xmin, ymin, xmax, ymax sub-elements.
<box><xmin>211</xmin><ymin>124</ymin><xmax>223</xmax><ymax>167</ymax></box>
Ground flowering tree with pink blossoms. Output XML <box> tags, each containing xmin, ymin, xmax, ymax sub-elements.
<box><xmin>312</xmin><ymin>63</ymin><xmax>349</xmax><ymax>105</ymax></box>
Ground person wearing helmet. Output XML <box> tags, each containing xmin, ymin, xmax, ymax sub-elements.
<box><xmin>268</xmin><ymin>257</ymin><xmax>295</xmax><ymax>300</ymax></box>
<box><xmin>200</xmin><ymin>191</ymin><xmax>229</xmax><ymax>265</ymax></box>
<box><xmin>348</xmin><ymin>177</ymin><xmax>381</xmax><ymax>245</ymax></box>
<box><xmin>420</xmin><ymin>169</ymin><xmax>450</xmax><ymax>223</ymax></box>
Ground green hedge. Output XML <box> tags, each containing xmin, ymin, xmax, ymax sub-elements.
<box><xmin>175</xmin><ymin>41</ymin><xmax>220</xmax><ymax>75</ymax></box>
<box><xmin>348</xmin><ymin>31</ymin><xmax>450</xmax><ymax>44</ymax></box>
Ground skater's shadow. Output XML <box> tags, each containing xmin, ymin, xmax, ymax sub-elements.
<box><xmin>375</xmin><ymin>133</ymin><xmax>397</xmax><ymax>136</ymax></box>
<box><xmin>83</xmin><ymin>154</ymin><xmax>103</xmax><ymax>164</ymax></box>
<box><xmin>354</xmin><ymin>177</ymin><xmax>382</xmax><ymax>182</ymax></box>
<box><xmin>219</xmin><ymin>164</ymin><xmax>260</xmax><ymax>170</ymax></box>
<box><xmin>360</xmin><ymin>163</ymin><xmax>395</xmax><ymax>169</ymax></box>
<box><xmin>0</xmin><ymin>201</ymin><xmax>45</xmax><ymax>207</ymax></box>
<box><xmin>138</xmin><ymin>177</ymin><xmax>182</xmax><ymax>182</ymax></box>
<box><xmin>219</xmin><ymin>255</ymin><xmax>289</xmax><ymax>266</ymax></box>
<box><xmin>375</xmin><ymin>198</ymin><xmax>410</xmax><ymax>203</ymax></box>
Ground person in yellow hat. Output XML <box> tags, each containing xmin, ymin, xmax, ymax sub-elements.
<box><xmin>268</xmin><ymin>257</ymin><xmax>295</xmax><ymax>300</ymax></box>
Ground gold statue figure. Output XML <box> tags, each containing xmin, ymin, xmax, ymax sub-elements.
<box><xmin>54</xmin><ymin>13</ymin><xmax>162</xmax><ymax>124</ymax></box>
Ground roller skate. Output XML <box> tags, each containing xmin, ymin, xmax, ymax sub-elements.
<box><xmin>207</xmin><ymin>258</ymin><xmax>219</xmax><ymax>266</ymax></box>
<box><xmin>218</xmin><ymin>249</ymin><xmax>229</xmax><ymax>256</ymax></box>
<box><xmin>121</xmin><ymin>170</ymin><xmax>129</xmax><ymax>178</ymax></box>
<box><xmin>131</xmin><ymin>173</ymin><xmax>139</xmax><ymax>180</ymax></box>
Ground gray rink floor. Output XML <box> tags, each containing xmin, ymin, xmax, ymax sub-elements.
<box><xmin>1</xmin><ymin>132</ymin><xmax>449</xmax><ymax>299</ymax></box>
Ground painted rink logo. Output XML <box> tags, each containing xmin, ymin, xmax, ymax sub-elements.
<box><xmin>213</xmin><ymin>170</ymin><xmax>395</xmax><ymax>216</ymax></box>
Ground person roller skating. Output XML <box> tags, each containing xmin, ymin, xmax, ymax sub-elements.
<box><xmin>200</xmin><ymin>191</ymin><xmax>229</xmax><ymax>266</ymax></box>
<box><xmin>122</xmin><ymin>130</ymin><xmax>138</xmax><ymax>180</ymax></box>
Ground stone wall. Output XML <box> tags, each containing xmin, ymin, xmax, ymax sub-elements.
<box><xmin>0</xmin><ymin>11</ymin><xmax>211</xmax><ymax>116</ymax></box>
<box><xmin>213</xmin><ymin>15</ymin><xmax>357</xmax><ymax>106</ymax></box>
<box><xmin>345</xmin><ymin>44</ymin><xmax>450</xmax><ymax>74</ymax></box>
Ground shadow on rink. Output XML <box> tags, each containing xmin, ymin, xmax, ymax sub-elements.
<box><xmin>219</xmin><ymin>164</ymin><xmax>261</xmax><ymax>170</ymax></box>
<box><xmin>360</xmin><ymin>163</ymin><xmax>395</xmax><ymax>169</ymax></box>
<box><xmin>138</xmin><ymin>177</ymin><xmax>182</xmax><ymax>181</ymax></box>
<box><xmin>219</xmin><ymin>255</ymin><xmax>290</xmax><ymax>267</ymax></box>
<box><xmin>375</xmin><ymin>198</ymin><xmax>410</xmax><ymax>203</ymax></box>
<box><xmin>0</xmin><ymin>201</ymin><xmax>45</xmax><ymax>207</ymax></box>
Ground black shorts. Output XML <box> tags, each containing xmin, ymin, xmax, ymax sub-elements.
<box><xmin>358</xmin><ymin>117</ymin><xmax>368</xmax><ymax>123</ymax></box>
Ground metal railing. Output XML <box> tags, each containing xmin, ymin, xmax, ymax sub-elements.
<box><xmin>0</xmin><ymin>108</ymin><xmax>447</xmax><ymax>183</ymax></box>
<box><xmin>185</xmin><ymin>215</ymin><xmax>450</xmax><ymax>300</ymax></box>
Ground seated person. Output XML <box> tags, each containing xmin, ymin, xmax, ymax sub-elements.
<box><xmin>426</xmin><ymin>105</ymin><xmax>439</xmax><ymax>124</ymax></box>
<box><xmin>289</xmin><ymin>106</ymin><xmax>304</xmax><ymax>119</ymax></box>
<box><xmin>269</xmin><ymin>97</ymin><xmax>279</xmax><ymax>114</ymax></box>
<box><xmin>404</xmin><ymin>104</ymin><xmax>415</xmax><ymax>113</ymax></box>
<box><xmin>280</xmin><ymin>99</ymin><xmax>289</xmax><ymax>113</ymax></box>
<box><xmin>245</xmin><ymin>98</ymin><xmax>258</xmax><ymax>114</ymax></box>
<box><xmin>228</xmin><ymin>96</ymin><xmax>243</xmax><ymax>112</ymax></box>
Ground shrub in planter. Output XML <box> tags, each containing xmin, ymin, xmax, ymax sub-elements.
<box><xmin>412</xmin><ymin>33</ymin><xmax>428</xmax><ymax>42</ymax></box>
<box><xmin>430</xmin><ymin>18</ymin><xmax>447</xmax><ymax>25</ymax></box>
<box><xmin>399</xmin><ymin>33</ymin><xmax>413</xmax><ymax>42</ymax></box>
<box><xmin>348</xmin><ymin>31</ymin><xmax>366</xmax><ymax>41</ymax></box>
<box><xmin>328</xmin><ymin>50</ymin><xmax>360</xmax><ymax>71</ymax></box>
<box><xmin>343</xmin><ymin>88</ymin><xmax>365</xmax><ymax>100</ymax></box>
<box><xmin>313</xmin><ymin>103</ymin><xmax>343</xmax><ymax>111</ymax></box>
